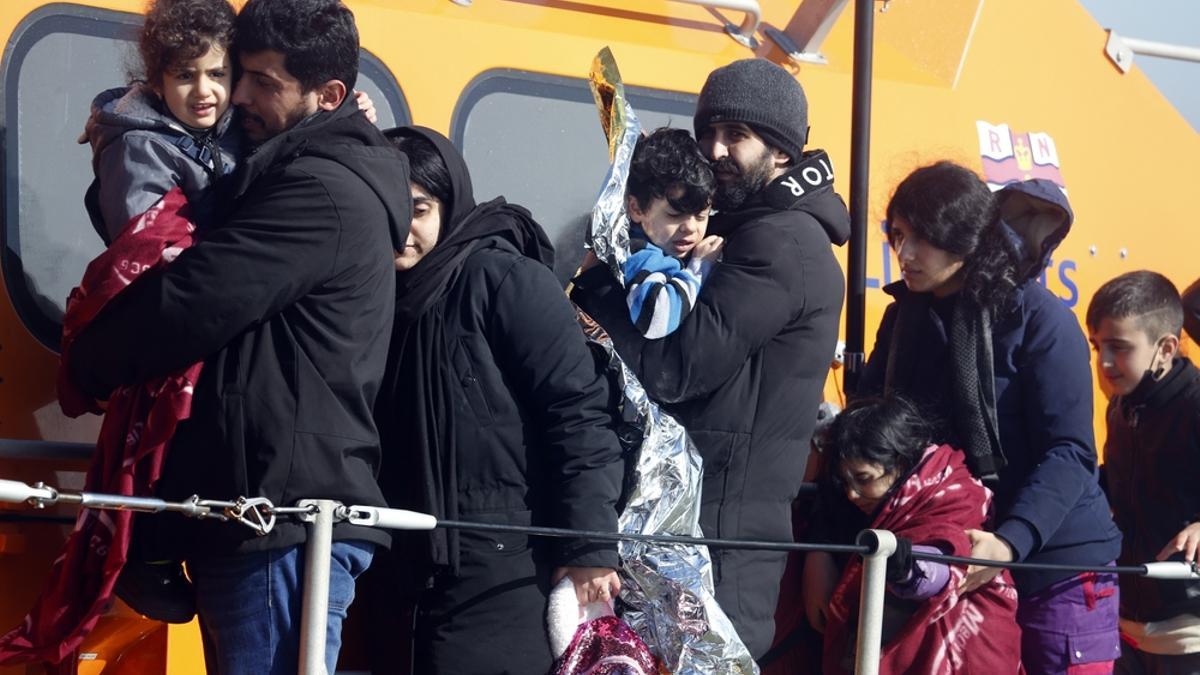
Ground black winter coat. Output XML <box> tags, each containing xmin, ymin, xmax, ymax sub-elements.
<box><xmin>391</xmin><ymin>236</ymin><xmax>624</xmax><ymax>675</ymax></box>
<box><xmin>68</xmin><ymin>102</ymin><xmax>411</xmax><ymax>557</ymax></box>
<box><xmin>572</xmin><ymin>155</ymin><xmax>850</xmax><ymax>658</ymax></box>
<box><xmin>405</xmin><ymin>235</ymin><xmax>624</xmax><ymax>565</ymax></box>
<box><xmin>1105</xmin><ymin>358</ymin><xmax>1200</xmax><ymax>622</ymax></box>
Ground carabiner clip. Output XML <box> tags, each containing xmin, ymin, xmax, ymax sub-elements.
<box><xmin>227</xmin><ymin>496</ymin><xmax>276</xmax><ymax>536</ymax></box>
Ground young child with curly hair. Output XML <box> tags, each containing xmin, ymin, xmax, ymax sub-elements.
<box><xmin>83</xmin><ymin>0</ymin><xmax>241</xmax><ymax>244</ymax></box>
<box><xmin>620</xmin><ymin>127</ymin><xmax>724</xmax><ymax>338</ymax></box>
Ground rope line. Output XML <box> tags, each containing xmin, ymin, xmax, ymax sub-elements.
<box><xmin>437</xmin><ymin>519</ymin><xmax>872</xmax><ymax>555</ymax></box>
<box><xmin>911</xmin><ymin>551</ymin><xmax>1147</xmax><ymax>576</ymax></box>
<box><xmin>2</xmin><ymin>479</ymin><xmax>1193</xmax><ymax>578</ymax></box>
<box><xmin>453</xmin><ymin>522</ymin><xmax>1163</xmax><ymax>576</ymax></box>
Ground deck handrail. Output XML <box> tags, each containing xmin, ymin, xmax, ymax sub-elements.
<box><xmin>1106</xmin><ymin>30</ymin><xmax>1200</xmax><ymax>73</ymax></box>
<box><xmin>450</xmin><ymin>0</ymin><xmax>761</xmax><ymax>48</ymax></box>
<box><xmin>0</xmin><ymin>439</ymin><xmax>93</xmax><ymax>462</ymax></box>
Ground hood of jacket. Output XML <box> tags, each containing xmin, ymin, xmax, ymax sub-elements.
<box><xmin>232</xmin><ymin>100</ymin><xmax>412</xmax><ymax>254</ymax></box>
<box><xmin>85</xmin><ymin>84</ymin><xmax>234</xmax><ymax>160</ymax></box>
<box><xmin>711</xmin><ymin>149</ymin><xmax>851</xmax><ymax>246</ymax></box>
<box><xmin>996</xmin><ymin>178</ymin><xmax>1073</xmax><ymax>285</ymax></box>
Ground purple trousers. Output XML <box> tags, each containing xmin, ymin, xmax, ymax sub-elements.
<box><xmin>1018</xmin><ymin>567</ymin><xmax>1121</xmax><ymax>675</ymax></box>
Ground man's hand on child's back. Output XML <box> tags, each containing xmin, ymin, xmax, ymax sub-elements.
<box><xmin>692</xmin><ymin>235</ymin><xmax>724</xmax><ymax>265</ymax></box>
<box><xmin>1158</xmin><ymin>522</ymin><xmax>1200</xmax><ymax>562</ymax></box>
<box><xmin>960</xmin><ymin>529</ymin><xmax>1013</xmax><ymax>593</ymax></box>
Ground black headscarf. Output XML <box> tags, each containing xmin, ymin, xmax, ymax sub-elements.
<box><xmin>378</xmin><ymin>126</ymin><xmax>554</xmax><ymax>576</ymax></box>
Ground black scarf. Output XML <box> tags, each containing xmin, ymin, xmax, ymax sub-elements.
<box><xmin>379</xmin><ymin>126</ymin><xmax>554</xmax><ymax>575</ymax></box>
<box><xmin>947</xmin><ymin>298</ymin><xmax>1006</xmax><ymax>481</ymax></box>
<box><xmin>883</xmin><ymin>290</ymin><xmax>1006</xmax><ymax>481</ymax></box>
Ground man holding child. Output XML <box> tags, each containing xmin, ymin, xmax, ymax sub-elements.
<box><xmin>65</xmin><ymin>1</ymin><xmax>409</xmax><ymax>673</ymax></box>
<box><xmin>573</xmin><ymin>58</ymin><xmax>851</xmax><ymax>657</ymax></box>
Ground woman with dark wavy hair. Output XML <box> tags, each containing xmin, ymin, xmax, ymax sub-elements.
<box><xmin>840</xmin><ymin>162</ymin><xmax>1122</xmax><ymax>674</ymax></box>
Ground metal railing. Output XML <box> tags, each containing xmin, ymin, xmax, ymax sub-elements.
<box><xmin>1105</xmin><ymin>30</ymin><xmax>1200</xmax><ymax>73</ymax></box>
<box><xmin>3</xmin><ymin>479</ymin><xmax>1197</xmax><ymax>675</ymax></box>
<box><xmin>449</xmin><ymin>0</ymin><xmax>762</xmax><ymax>49</ymax></box>
<box><xmin>0</xmin><ymin>439</ymin><xmax>94</xmax><ymax>462</ymax></box>
<box><xmin>670</xmin><ymin>0</ymin><xmax>761</xmax><ymax>48</ymax></box>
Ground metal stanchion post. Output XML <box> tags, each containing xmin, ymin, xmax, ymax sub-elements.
<box><xmin>853</xmin><ymin>528</ymin><xmax>897</xmax><ymax>675</ymax></box>
<box><xmin>298</xmin><ymin>499</ymin><xmax>337</xmax><ymax>675</ymax></box>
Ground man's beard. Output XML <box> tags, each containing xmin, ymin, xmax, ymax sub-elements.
<box><xmin>711</xmin><ymin>147</ymin><xmax>775</xmax><ymax>211</ymax></box>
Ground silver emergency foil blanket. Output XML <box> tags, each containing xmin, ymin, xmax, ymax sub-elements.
<box><xmin>584</xmin><ymin>47</ymin><xmax>758</xmax><ymax>675</ymax></box>
<box><xmin>587</xmin><ymin>47</ymin><xmax>635</xmax><ymax>286</ymax></box>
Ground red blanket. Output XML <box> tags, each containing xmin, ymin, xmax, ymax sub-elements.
<box><xmin>0</xmin><ymin>188</ymin><xmax>200</xmax><ymax>666</ymax></box>
<box><xmin>823</xmin><ymin>445</ymin><xmax>1022</xmax><ymax>674</ymax></box>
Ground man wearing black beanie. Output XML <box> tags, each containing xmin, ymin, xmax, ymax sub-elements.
<box><xmin>573</xmin><ymin>57</ymin><xmax>851</xmax><ymax>658</ymax></box>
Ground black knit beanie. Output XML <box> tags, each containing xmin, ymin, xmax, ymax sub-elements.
<box><xmin>694</xmin><ymin>58</ymin><xmax>808</xmax><ymax>162</ymax></box>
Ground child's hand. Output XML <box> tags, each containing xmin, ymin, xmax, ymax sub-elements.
<box><xmin>579</xmin><ymin>250</ymin><xmax>601</xmax><ymax>271</ymax></box>
<box><xmin>802</xmin><ymin>551</ymin><xmax>838</xmax><ymax>633</ymax></box>
<box><xmin>692</xmin><ymin>235</ymin><xmax>724</xmax><ymax>264</ymax></box>
<box><xmin>1158</xmin><ymin>522</ymin><xmax>1200</xmax><ymax>562</ymax></box>
<box><xmin>552</xmin><ymin>566</ymin><xmax>621</xmax><ymax>605</ymax></box>
<box><xmin>353</xmin><ymin>90</ymin><xmax>378</xmax><ymax>124</ymax></box>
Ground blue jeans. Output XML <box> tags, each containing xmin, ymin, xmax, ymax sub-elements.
<box><xmin>189</xmin><ymin>541</ymin><xmax>375</xmax><ymax>675</ymax></box>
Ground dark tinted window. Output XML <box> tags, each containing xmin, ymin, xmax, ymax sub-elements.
<box><xmin>452</xmin><ymin>69</ymin><xmax>697</xmax><ymax>282</ymax></box>
<box><xmin>1</xmin><ymin>6</ymin><xmax>411</xmax><ymax>350</ymax></box>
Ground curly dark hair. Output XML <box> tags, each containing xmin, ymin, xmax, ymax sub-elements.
<box><xmin>139</xmin><ymin>0</ymin><xmax>236</xmax><ymax>88</ymax></box>
<box><xmin>626</xmin><ymin>127</ymin><xmax>715</xmax><ymax>216</ymax></box>
<box><xmin>885</xmin><ymin>161</ymin><xmax>1020</xmax><ymax>317</ymax></box>
<box><xmin>235</xmin><ymin>0</ymin><xmax>359</xmax><ymax>93</ymax></box>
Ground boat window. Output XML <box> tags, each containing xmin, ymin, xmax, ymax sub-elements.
<box><xmin>452</xmin><ymin>69</ymin><xmax>697</xmax><ymax>283</ymax></box>
<box><xmin>1</xmin><ymin>6</ymin><xmax>411</xmax><ymax>351</ymax></box>
<box><xmin>357</xmin><ymin>49</ymin><xmax>411</xmax><ymax>131</ymax></box>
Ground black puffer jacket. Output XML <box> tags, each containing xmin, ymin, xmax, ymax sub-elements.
<box><xmin>375</xmin><ymin>126</ymin><xmax>624</xmax><ymax>675</ymax></box>
<box><xmin>1104</xmin><ymin>357</ymin><xmax>1200</xmax><ymax>622</ymax></box>
<box><xmin>572</xmin><ymin>153</ymin><xmax>850</xmax><ymax>658</ymax></box>
<box><xmin>391</xmin><ymin>239</ymin><xmax>624</xmax><ymax>675</ymax></box>
<box><xmin>68</xmin><ymin>102</ymin><xmax>411</xmax><ymax>557</ymax></box>
<box><xmin>388</xmin><ymin>235</ymin><xmax>625</xmax><ymax>566</ymax></box>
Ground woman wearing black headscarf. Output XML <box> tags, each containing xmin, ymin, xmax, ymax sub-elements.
<box><xmin>375</xmin><ymin>126</ymin><xmax>624</xmax><ymax>674</ymax></box>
